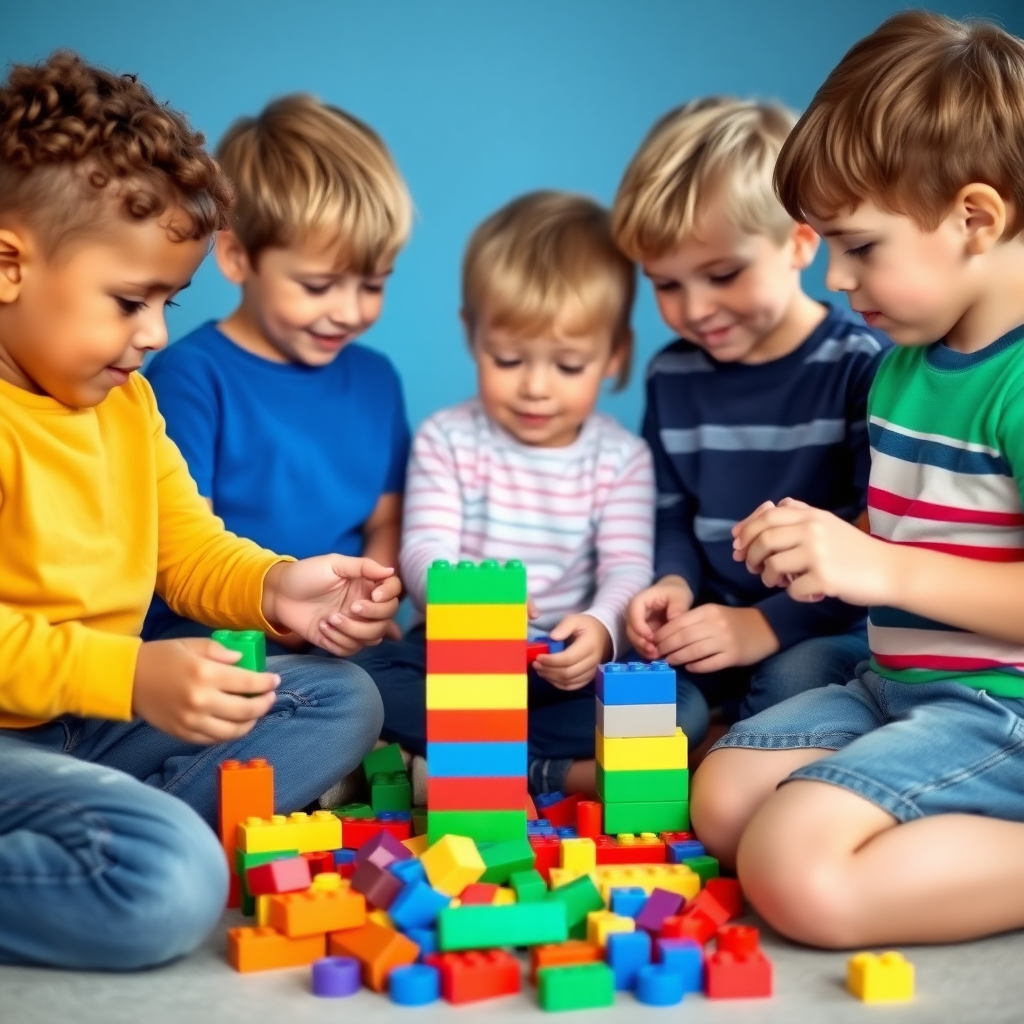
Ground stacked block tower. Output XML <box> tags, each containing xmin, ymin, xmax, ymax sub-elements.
<box><xmin>425</xmin><ymin>559</ymin><xmax>529</xmax><ymax>845</ymax></box>
<box><xmin>595</xmin><ymin>662</ymin><xmax>689</xmax><ymax>835</ymax></box>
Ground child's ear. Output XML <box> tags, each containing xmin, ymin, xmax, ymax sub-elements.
<box><xmin>605</xmin><ymin>330</ymin><xmax>632</xmax><ymax>384</ymax></box>
<box><xmin>214</xmin><ymin>230</ymin><xmax>253</xmax><ymax>285</ymax></box>
<box><xmin>789</xmin><ymin>222</ymin><xmax>820</xmax><ymax>271</ymax></box>
<box><xmin>0</xmin><ymin>230</ymin><xmax>26</xmax><ymax>304</ymax></box>
<box><xmin>957</xmin><ymin>183</ymin><xmax>1006</xmax><ymax>256</ymax></box>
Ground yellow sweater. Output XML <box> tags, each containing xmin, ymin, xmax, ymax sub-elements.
<box><xmin>0</xmin><ymin>372</ymin><xmax>287</xmax><ymax>729</ymax></box>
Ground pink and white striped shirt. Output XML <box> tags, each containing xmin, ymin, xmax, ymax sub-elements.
<box><xmin>400</xmin><ymin>400</ymin><xmax>654</xmax><ymax>655</ymax></box>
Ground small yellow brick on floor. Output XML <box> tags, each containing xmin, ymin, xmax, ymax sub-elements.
<box><xmin>847</xmin><ymin>951</ymin><xmax>914</xmax><ymax>1002</ymax></box>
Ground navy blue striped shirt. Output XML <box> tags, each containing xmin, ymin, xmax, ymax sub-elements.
<box><xmin>643</xmin><ymin>303</ymin><xmax>891</xmax><ymax>649</ymax></box>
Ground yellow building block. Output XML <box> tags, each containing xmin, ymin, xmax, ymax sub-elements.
<box><xmin>847</xmin><ymin>951</ymin><xmax>914</xmax><ymax>1003</ymax></box>
<box><xmin>311</xmin><ymin>872</ymin><xmax>347</xmax><ymax>893</ymax></box>
<box><xmin>237</xmin><ymin>811</ymin><xmax>342</xmax><ymax>854</ymax></box>
<box><xmin>548</xmin><ymin>864</ymin><xmax>701</xmax><ymax>902</ymax></box>
<box><xmin>255</xmin><ymin>894</ymin><xmax>271</xmax><ymax>927</ymax></box>
<box><xmin>548</xmin><ymin>867</ymin><xmax>586</xmax><ymax>889</ymax></box>
<box><xmin>403</xmin><ymin>834</ymin><xmax>429</xmax><ymax>856</ymax></box>
<box><xmin>616</xmin><ymin>833</ymin><xmax>662</xmax><ymax>847</ymax></box>
<box><xmin>426</xmin><ymin>603</ymin><xmax>527</xmax><ymax>640</ymax></box>
<box><xmin>368</xmin><ymin>909</ymin><xmax>394</xmax><ymax>928</ymax></box>
<box><xmin>426</xmin><ymin>673</ymin><xmax>527</xmax><ymax>710</ymax></box>
<box><xmin>493</xmin><ymin>887</ymin><xmax>516</xmax><ymax>905</ymax></box>
<box><xmin>420</xmin><ymin>835</ymin><xmax>485</xmax><ymax>896</ymax></box>
<box><xmin>587</xmin><ymin>910</ymin><xmax>635</xmax><ymax>947</ymax></box>
<box><xmin>560</xmin><ymin>838</ymin><xmax>597</xmax><ymax>874</ymax></box>
<box><xmin>596</xmin><ymin>727</ymin><xmax>687</xmax><ymax>771</ymax></box>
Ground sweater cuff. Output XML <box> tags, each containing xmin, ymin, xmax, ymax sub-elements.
<box><xmin>72</xmin><ymin>631</ymin><xmax>142</xmax><ymax>721</ymax></box>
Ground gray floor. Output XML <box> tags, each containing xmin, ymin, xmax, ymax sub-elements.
<box><xmin>3</xmin><ymin>911</ymin><xmax>1024</xmax><ymax>1023</ymax></box>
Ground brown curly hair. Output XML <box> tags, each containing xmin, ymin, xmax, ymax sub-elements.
<box><xmin>0</xmin><ymin>50</ymin><xmax>234</xmax><ymax>252</ymax></box>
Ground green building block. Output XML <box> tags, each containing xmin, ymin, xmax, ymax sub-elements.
<box><xmin>438</xmin><ymin>901</ymin><xmax>568</xmax><ymax>950</ymax></box>
<box><xmin>362</xmin><ymin>743</ymin><xmax>406</xmax><ymax>780</ymax></box>
<box><xmin>329</xmin><ymin>802</ymin><xmax>373</xmax><ymax>820</ymax></box>
<box><xmin>370</xmin><ymin>771</ymin><xmax>412</xmax><ymax>814</ymax></box>
<box><xmin>683</xmin><ymin>855</ymin><xmax>720</xmax><ymax>885</ymax></box>
<box><xmin>211</xmin><ymin>629</ymin><xmax>266</xmax><ymax>672</ymax></box>
<box><xmin>235</xmin><ymin>848</ymin><xmax>299</xmax><ymax>915</ymax></box>
<box><xmin>426</xmin><ymin>559</ymin><xmax>528</xmax><ymax>605</ymax></box>
<box><xmin>545</xmin><ymin>875</ymin><xmax>604</xmax><ymax>932</ymax></box>
<box><xmin>427</xmin><ymin>809</ymin><xmax>527</xmax><ymax>845</ymax></box>
<box><xmin>479</xmin><ymin>838</ymin><xmax>535</xmax><ymax>884</ymax></box>
<box><xmin>538</xmin><ymin>962</ymin><xmax>615</xmax><ymax>1012</ymax></box>
<box><xmin>509</xmin><ymin>868</ymin><xmax>547</xmax><ymax>903</ymax></box>
<box><xmin>596</xmin><ymin>765</ymin><xmax>689</xmax><ymax>804</ymax></box>
<box><xmin>603</xmin><ymin>799</ymin><xmax>689</xmax><ymax>836</ymax></box>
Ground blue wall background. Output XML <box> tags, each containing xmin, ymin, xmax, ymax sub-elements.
<box><xmin>5</xmin><ymin>1</ymin><xmax>1022</xmax><ymax>433</ymax></box>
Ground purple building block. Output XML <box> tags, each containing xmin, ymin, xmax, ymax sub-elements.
<box><xmin>635</xmin><ymin>887</ymin><xmax>685</xmax><ymax>934</ymax></box>
<box><xmin>351</xmin><ymin>859</ymin><xmax>404</xmax><ymax>909</ymax></box>
<box><xmin>354</xmin><ymin>829</ymin><xmax>412</xmax><ymax>870</ymax></box>
<box><xmin>312</xmin><ymin>956</ymin><xmax>361</xmax><ymax>997</ymax></box>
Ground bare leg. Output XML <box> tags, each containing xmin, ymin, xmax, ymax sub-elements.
<box><xmin>563</xmin><ymin>758</ymin><xmax>597</xmax><ymax>800</ymax></box>
<box><xmin>690</xmin><ymin>747</ymin><xmax>830</xmax><ymax>870</ymax></box>
<box><xmin>738</xmin><ymin>779</ymin><xmax>1024</xmax><ymax>947</ymax></box>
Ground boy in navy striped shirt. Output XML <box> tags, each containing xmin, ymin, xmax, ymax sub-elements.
<box><xmin>612</xmin><ymin>98</ymin><xmax>891</xmax><ymax>745</ymax></box>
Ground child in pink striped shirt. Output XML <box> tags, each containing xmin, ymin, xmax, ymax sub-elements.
<box><xmin>355</xmin><ymin>192</ymin><xmax>658</xmax><ymax>797</ymax></box>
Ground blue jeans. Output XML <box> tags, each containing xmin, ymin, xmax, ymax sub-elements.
<box><xmin>0</xmin><ymin>654</ymin><xmax>382</xmax><ymax>970</ymax></box>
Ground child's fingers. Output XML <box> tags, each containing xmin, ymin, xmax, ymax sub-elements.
<box><xmin>744</xmin><ymin>524</ymin><xmax>809</xmax><ymax>575</ymax></box>
<box><xmin>626</xmin><ymin>599</ymin><xmax>657</xmax><ymax>642</ymax></box>
<box><xmin>348</xmin><ymin>596</ymin><xmax>400</xmax><ymax>620</ymax></box>
<box><xmin>215</xmin><ymin>666</ymin><xmax>281</xmax><ymax>696</ymax></box>
<box><xmin>204</xmin><ymin>688</ymin><xmax>277</xmax><ymax>723</ymax></box>
<box><xmin>731</xmin><ymin>500</ymin><xmax>776</xmax><ymax>537</ymax></box>
<box><xmin>348</xmin><ymin>557</ymin><xmax>396</xmax><ymax>581</ymax></box>
<box><xmin>369</xmin><ymin>576</ymin><xmax>403</xmax><ymax>602</ymax></box>
<box><xmin>676</xmin><ymin>637</ymin><xmax>724</xmax><ymax>669</ymax></box>
<box><xmin>315</xmin><ymin>625</ymin><xmax>361</xmax><ymax>657</ymax></box>
<box><xmin>683</xmin><ymin>651</ymin><xmax>732</xmax><ymax>674</ymax></box>
<box><xmin>733</xmin><ymin>506</ymin><xmax>807</xmax><ymax>559</ymax></box>
<box><xmin>195</xmin><ymin>638</ymin><xmax>244</xmax><ymax>665</ymax></box>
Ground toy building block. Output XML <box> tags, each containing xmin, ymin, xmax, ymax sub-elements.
<box><xmin>388</xmin><ymin>880</ymin><xmax>451</xmax><ymax>931</ymax></box>
<box><xmin>636</xmin><ymin>964</ymin><xmax>685</xmax><ymax>1006</ymax></box>
<box><xmin>576</xmin><ymin>800</ymin><xmax>602</xmax><ymax>838</ymax></box>
<box><xmin>426</xmin><ymin>559</ymin><xmax>527</xmax><ymax>605</ymax></box>
<box><xmin>363</xmin><ymin>742</ymin><xmax>406</xmax><ymax>780</ymax></box>
<box><xmin>610</xmin><ymin>886</ymin><xmax>647</xmax><ymax>918</ymax></box>
<box><xmin>328</xmin><ymin>921</ymin><xmax>420</xmax><ymax>992</ymax></box>
<box><xmin>428</xmin><ymin>775</ymin><xmax>527</xmax><ymax>811</ymax></box>
<box><xmin>330</xmin><ymin>802</ymin><xmax>373</xmax><ymax>819</ymax></box>
<box><xmin>389</xmin><ymin>963</ymin><xmax>441</xmax><ymax>1005</ymax></box>
<box><xmin>269</xmin><ymin>887</ymin><xmax>366</xmax><ymax>938</ymax></box>
<box><xmin>604</xmin><ymin>800</ymin><xmax>689</xmax><ymax>836</ymax></box>
<box><xmin>402</xmin><ymin>834</ymin><xmax>429</xmax><ymax>857</ymax></box>
<box><xmin>218</xmin><ymin>758</ymin><xmax>274</xmax><ymax>908</ymax></box>
<box><xmin>717</xmin><ymin>924</ymin><xmax>760</xmax><ymax>957</ymax></box>
<box><xmin>340</xmin><ymin>814</ymin><xmax>412</xmax><ymax>850</ymax></box>
<box><xmin>493</xmin><ymin>887</ymin><xmax>516</xmax><ymax>905</ymax></box>
<box><xmin>847</xmin><ymin>951</ymin><xmax>914</xmax><ymax>1003</ymax></box>
<box><xmin>590</xmin><ymin>864</ymin><xmax>701</xmax><ymax>902</ymax></box>
<box><xmin>301</xmin><ymin>851</ymin><xmax>336</xmax><ymax>877</ymax></box>
<box><xmin>682</xmin><ymin>854</ymin><xmax>720</xmax><ymax>885</ymax></box>
<box><xmin>546</xmin><ymin>875</ymin><xmax>605</xmax><ymax>938</ymax></box>
<box><xmin>420</xmin><ymin>835</ymin><xmax>486</xmax><ymax>896</ymax></box>
<box><xmin>479</xmin><ymin>837</ymin><xmax>535</xmax><ymax>883</ymax></box>
<box><xmin>529</xmin><ymin>940</ymin><xmax>602</xmax><ymax>985</ymax></box>
<box><xmin>586</xmin><ymin>910</ymin><xmax>635</xmax><ymax>948</ymax></box>
<box><xmin>528</xmin><ymin>835</ymin><xmax>561</xmax><ymax>882</ymax></box>
<box><xmin>370</xmin><ymin>771</ymin><xmax>412</xmax><ymax>814</ymax></box>
<box><xmin>666</xmin><ymin>838</ymin><xmax>705</xmax><ymax>862</ymax></box>
<box><xmin>438</xmin><ymin>901</ymin><xmax>569</xmax><ymax>950</ymax></box>
<box><xmin>662</xmin><ymin>888</ymin><xmax>731</xmax><ymax>945</ymax></box>
<box><xmin>596</xmin><ymin>728</ymin><xmax>687</xmax><ymax>772</ymax></box>
<box><xmin>537</xmin><ymin>961</ymin><xmax>615</xmax><ymax>1012</ymax></box>
<box><xmin>255</xmin><ymin>895</ymin><xmax>271</xmax><ymax>926</ymax></box>
<box><xmin>560</xmin><ymin>838</ymin><xmax>596</xmax><ymax>874</ymax></box>
<box><xmin>460</xmin><ymin>882</ymin><xmax>500</xmax><ymax>905</ymax></box>
<box><xmin>538</xmin><ymin>792</ymin><xmax>582</xmax><ymax>828</ymax></box>
<box><xmin>510</xmin><ymin>868</ymin><xmax>547</xmax><ymax>904</ymax></box>
<box><xmin>426</xmin><ymin>740</ymin><xmax>527</xmax><ymax>778</ymax></box>
<box><xmin>211</xmin><ymin>629</ymin><xmax>266</xmax><ymax>671</ymax></box>
<box><xmin>426</xmin><ymin>601</ymin><xmax>528</xmax><ymax>640</ymax></box>
<box><xmin>597</xmin><ymin>766</ymin><xmax>689</xmax><ymax>804</ymax></box>
<box><xmin>705</xmin><ymin>878</ymin><xmax>743</xmax><ymax>920</ymax></box>
<box><xmin>312</xmin><ymin>955</ymin><xmax>361</xmax><ymax>997</ymax></box>
<box><xmin>597</xmin><ymin>699</ymin><xmax>677</xmax><ymax>738</ymax></box>
<box><xmin>607</xmin><ymin>929</ymin><xmax>652</xmax><ymax>991</ymax></box>
<box><xmin>427</xmin><ymin>707</ymin><xmax>529</xmax><ymax>743</ymax></box>
<box><xmin>237</xmin><ymin>810</ymin><xmax>342</xmax><ymax>855</ymax></box>
<box><xmin>594</xmin><ymin>834</ymin><xmax>666</xmax><ymax>866</ymax></box>
<box><xmin>310</xmin><ymin>871</ymin><xmax>345</xmax><ymax>892</ymax></box>
<box><xmin>406</xmin><ymin>926</ymin><xmax>438</xmax><ymax>957</ymax></box>
<box><xmin>596</xmin><ymin>661</ymin><xmax>675</xmax><ymax>706</ymax></box>
<box><xmin>706</xmin><ymin>947</ymin><xmax>773</xmax><ymax>999</ymax></box>
<box><xmin>427</xmin><ymin>809</ymin><xmax>527</xmax><ymax>845</ymax></box>
<box><xmin>656</xmin><ymin>938</ymin><xmax>704</xmax><ymax>992</ymax></box>
<box><xmin>354</xmin><ymin>829</ymin><xmax>412</xmax><ymax>869</ymax></box>
<box><xmin>390</xmin><ymin>858</ymin><xmax>426</xmax><ymax>886</ymax></box>
<box><xmin>351</xmin><ymin>860</ymin><xmax>405</xmax><ymax>910</ymax></box>
<box><xmin>245</xmin><ymin>856</ymin><xmax>312</xmax><ymax>897</ymax></box>
<box><xmin>426</xmin><ymin>638</ymin><xmax>527</xmax><ymax>675</ymax></box>
<box><xmin>425</xmin><ymin>673</ymin><xmax>527</xmax><ymax>710</ymax></box>
<box><xmin>367</xmin><ymin>908</ymin><xmax>394</xmax><ymax>928</ymax></box>
<box><xmin>635</xmin><ymin>887</ymin><xmax>685</xmax><ymax>934</ymax></box>
<box><xmin>226</xmin><ymin>926</ymin><xmax>325</xmax><ymax>973</ymax></box>
<box><xmin>426</xmin><ymin>950</ymin><xmax>521</xmax><ymax>1004</ymax></box>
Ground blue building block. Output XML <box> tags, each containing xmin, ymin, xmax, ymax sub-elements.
<box><xmin>656</xmin><ymin>938</ymin><xmax>704</xmax><ymax>993</ymax></box>
<box><xmin>636</xmin><ymin>964</ymin><xmax>685</xmax><ymax>1006</ymax></box>
<box><xmin>535</xmin><ymin>793</ymin><xmax>565</xmax><ymax>810</ymax></box>
<box><xmin>527</xmin><ymin>819</ymin><xmax>556</xmax><ymax>837</ymax></box>
<box><xmin>667</xmin><ymin>840</ymin><xmax>706</xmax><ymax>863</ymax></box>
<box><xmin>532</xmin><ymin>635</ymin><xmax>566</xmax><ymax>654</ymax></box>
<box><xmin>406</xmin><ymin>927</ymin><xmax>438</xmax><ymax>958</ymax></box>
<box><xmin>389</xmin><ymin>880</ymin><xmax>451</xmax><ymax>931</ymax></box>
<box><xmin>607</xmin><ymin>930</ymin><xmax>652</xmax><ymax>991</ymax></box>
<box><xmin>610</xmin><ymin>886</ymin><xmax>649</xmax><ymax>919</ymax></box>
<box><xmin>389</xmin><ymin>964</ymin><xmax>441</xmax><ymax>1005</ymax></box>
<box><xmin>333</xmin><ymin>849</ymin><xmax>356</xmax><ymax>868</ymax></box>
<box><xmin>426</xmin><ymin>741</ymin><xmax>527</xmax><ymax>778</ymax></box>
<box><xmin>391</xmin><ymin>859</ymin><xmax>427</xmax><ymax>886</ymax></box>
<box><xmin>378</xmin><ymin>811</ymin><xmax>412</xmax><ymax>823</ymax></box>
<box><xmin>555</xmin><ymin>827</ymin><xmax>578</xmax><ymax>839</ymax></box>
<box><xmin>596</xmin><ymin>661</ymin><xmax>676</xmax><ymax>706</ymax></box>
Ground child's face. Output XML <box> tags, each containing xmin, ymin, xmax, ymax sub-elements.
<box><xmin>218</xmin><ymin>230</ymin><xmax>390</xmax><ymax>366</ymax></box>
<box><xmin>810</xmin><ymin>201</ymin><xmax>974</xmax><ymax>347</ymax></box>
<box><xmin>641</xmin><ymin>197</ymin><xmax>817</xmax><ymax>363</ymax></box>
<box><xmin>0</xmin><ymin>212</ymin><xmax>207</xmax><ymax>408</ymax></box>
<box><xmin>470</xmin><ymin>305</ymin><xmax>626</xmax><ymax>448</ymax></box>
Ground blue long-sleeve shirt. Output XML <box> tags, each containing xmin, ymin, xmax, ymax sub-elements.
<box><xmin>643</xmin><ymin>303</ymin><xmax>891</xmax><ymax>650</ymax></box>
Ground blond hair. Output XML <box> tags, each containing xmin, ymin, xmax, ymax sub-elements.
<box><xmin>775</xmin><ymin>11</ymin><xmax>1024</xmax><ymax>237</ymax></box>
<box><xmin>216</xmin><ymin>94</ymin><xmax>411</xmax><ymax>270</ymax></box>
<box><xmin>462</xmin><ymin>191</ymin><xmax>635</xmax><ymax>389</ymax></box>
<box><xmin>612</xmin><ymin>97</ymin><xmax>797</xmax><ymax>261</ymax></box>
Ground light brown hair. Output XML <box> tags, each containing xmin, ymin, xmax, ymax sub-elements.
<box><xmin>0</xmin><ymin>50</ymin><xmax>233</xmax><ymax>254</ymax></box>
<box><xmin>462</xmin><ymin>191</ymin><xmax>635</xmax><ymax>389</ymax></box>
<box><xmin>775</xmin><ymin>10</ymin><xmax>1024</xmax><ymax>237</ymax></box>
<box><xmin>612</xmin><ymin>97</ymin><xmax>797</xmax><ymax>261</ymax></box>
<box><xmin>217</xmin><ymin>94</ymin><xmax>411</xmax><ymax>271</ymax></box>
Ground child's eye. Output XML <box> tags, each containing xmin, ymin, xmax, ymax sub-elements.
<box><xmin>115</xmin><ymin>297</ymin><xmax>145</xmax><ymax>316</ymax></box>
<box><xmin>558</xmin><ymin>364</ymin><xmax>586</xmax><ymax>376</ymax></box>
<box><xmin>492</xmin><ymin>355</ymin><xmax>522</xmax><ymax>369</ymax></box>
<box><xmin>709</xmin><ymin>269</ymin><xmax>742</xmax><ymax>285</ymax></box>
<box><xmin>301</xmin><ymin>282</ymin><xmax>331</xmax><ymax>296</ymax></box>
<box><xmin>651</xmin><ymin>280</ymin><xmax>679</xmax><ymax>293</ymax></box>
<box><xmin>362</xmin><ymin>282</ymin><xmax>386</xmax><ymax>295</ymax></box>
<box><xmin>846</xmin><ymin>242</ymin><xmax>875</xmax><ymax>259</ymax></box>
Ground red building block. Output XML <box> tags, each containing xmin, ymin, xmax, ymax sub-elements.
<box><xmin>594</xmin><ymin>835</ymin><xmax>667</xmax><ymax>866</ymax></box>
<box><xmin>526</xmin><ymin>640</ymin><xmax>550</xmax><ymax>665</ymax></box>
<box><xmin>460</xmin><ymin>883</ymin><xmax>500</xmax><ymax>905</ymax></box>
<box><xmin>577</xmin><ymin>801</ymin><xmax>602</xmax><ymax>839</ymax></box>
<box><xmin>246</xmin><ymin>856</ymin><xmax>312</xmax><ymax>896</ymax></box>
<box><xmin>425</xmin><ymin>639</ymin><xmax>526</xmax><ymax>674</ymax></box>
<box><xmin>706</xmin><ymin>948</ymin><xmax>773</xmax><ymax>998</ymax></box>
<box><xmin>341</xmin><ymin>816</ymin><xmax>411</xmax><ymax>850</ymax></box>
<box><xmin>662</xmin><ymin>888</ymin><xmax>731</xmax><ymax>945</ymax></box>
<box><xmin>717</xmin><ymin>925</ymin><xmax>760</xmax><ymax>957</ymax></box>
<box><xmin>426</xmin><ymin>708</ymin><xmax>528</xmax><ymax>743</ymax></box>
<box><xmin>659</xmin><ymin>831</ymin><xmax>694</xmax><ymax>846</ymax></box>
<box><xmin>426</xmin><ymin>950</ymin><xmax>521</xmax><ymax>1004</ymax></box>
<box><xmin>301</xmin><ymin>851</ymin><xmax>336</xmax><ymax>877</ymax></box>
<box><xmin>543</xmin><ymin>793</ymin><xmax>582</xmax><ymax>828</ymax></box>
<box><xmin>428</xmin><ymin>776</ymin><xmax>527</xmax><ymax>811</ymax></box>
<box><xmin>526</xmin><ymin>794</ymin><xmax>538</xmax><ymax>821</ymax></box>
<box><xmin>705</xmin><ymin>878</ymin><xmax>744</xmax><ymax>921</ymax></box>
<box><xmin>218</xmin><ymin>758</ymin><xmax>274</xmax><ymax>908</ymax></box>
<box><xmin>528</xmin><ymin>835</ymin><xmax>561</xmax><ymax>882</ymax></box>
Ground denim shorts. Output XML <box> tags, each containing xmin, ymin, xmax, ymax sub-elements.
<box><xmin>711</xmin><ymin>664</ymin><xmax>1024</xmax><ymax>823</ymax></box>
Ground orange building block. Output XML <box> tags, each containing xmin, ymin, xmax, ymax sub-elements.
<box><xmin>529</xmin><ymin>940</ymin><xmax>602</xmax><ymax>984</ymax></box>
<box><xmin>268</xmin><ymin>887</ymin><xmax>367</xmax><ymax>938</ymax></box>
<box><xmin>218</xmin><ymin>758</ymin><xmax>274</xmax><ymax>909</ymax></box>
<box><xmin>226</xmin><ymin>926</ymin><xmax>324</xmax><ymax>973</ymax></box>
<box><xmin>328</xmin><ymin>921</ymin><xmax>420</xmax><ymax>992</ymax></box>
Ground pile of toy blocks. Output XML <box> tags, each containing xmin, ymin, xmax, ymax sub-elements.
<box><xmin>596</xmin><ymin>661</ymin><xmax>689</xmax><ymax>836</ymax></box>
<box><xmin>425</xmin><ymin>559</ymin><xmax>529</xmax><ymax>845</ymax></box>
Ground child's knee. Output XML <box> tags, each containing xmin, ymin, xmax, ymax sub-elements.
<box><xmin>690</xmin><ymin>750</ymin><xmax>757</xmax><ymax>860</ymax></box>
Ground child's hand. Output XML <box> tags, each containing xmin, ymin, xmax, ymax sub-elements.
<box><xmin>132</xmin><ymin>638</ymin><xmax>279</xmax><ymax>743</ymax></box>
<box><xmin>626</xmin><ymin>576</ymin><xmax>694</xmax><ymax>660</ymax></box>
<box><xmin>262</xmin><ymin>556</ymin><xmax>402</xmax><ymax>657</ymax></box>
<box><xmin>732</xmin><ymin>497</ymin><xmax>892</xmax><ymax>606</ymax></box>
<box><xmin>534</xmin><ymin>614</ymin><xmax>613</xmax><ymax>691</ymax></box>
<box><xmin>648</xmin><ymin>604</ymin><xmax>779</xmax><ymax>672</ymax></box>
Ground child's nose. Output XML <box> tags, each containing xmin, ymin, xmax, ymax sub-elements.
<box><xmin>684</xmin><ymin>288</ymin><xmax>717</xmax><ymax>324</ymax></box>
<box><xmin>825</xmin><ymin>260</ymin><xmax>856</xmax><ymax>293</ymax></box>
<box><xmin>521</xmin><ymin>363</ymin><xmax>549</xmax><ymax>397</ymax></box>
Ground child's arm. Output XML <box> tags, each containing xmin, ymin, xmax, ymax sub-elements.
<box><xmin>363</xmin><ymin>493</ymin><xmax>403</xmax><ymax>575</ymax></box>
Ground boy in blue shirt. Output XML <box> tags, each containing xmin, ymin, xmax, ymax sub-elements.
<box><xmin>612</xmin><ymin>98</ymin><xmax>891</xmax><ymax>744</ymax></box>
<box><xmin>145</xmin><ymin>94</ymin><xmax>411</xmax><ymax>650</ymax></box>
